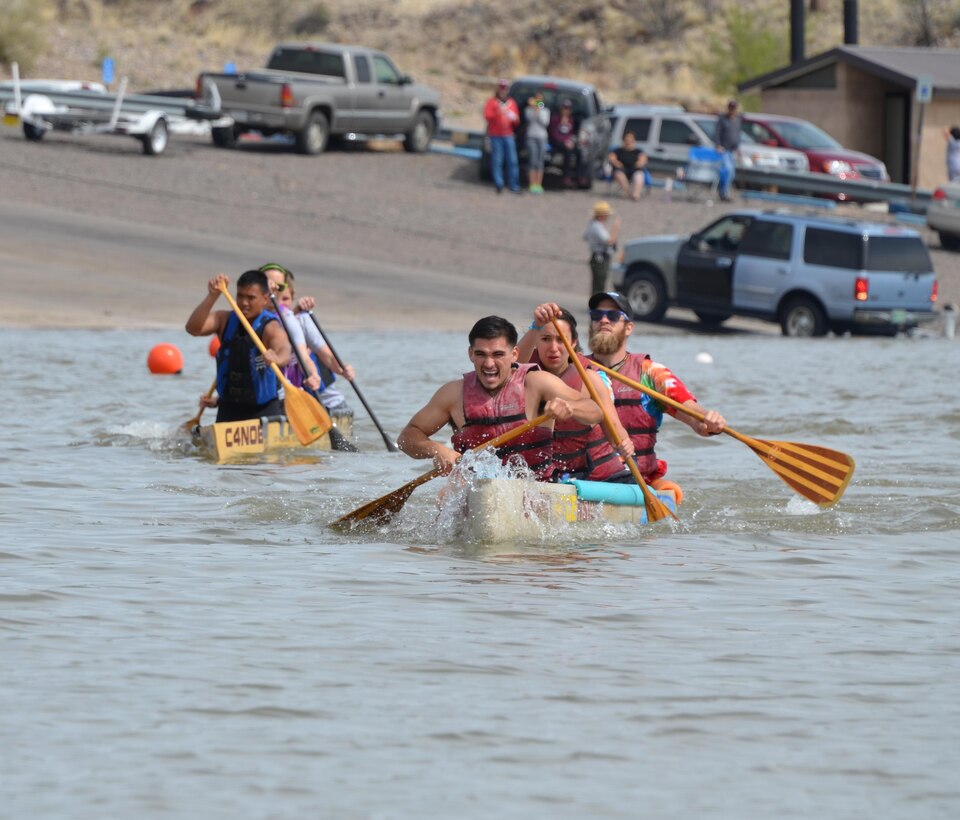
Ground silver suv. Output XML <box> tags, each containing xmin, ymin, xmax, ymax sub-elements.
<box><xmin>611</xmin><ymin>210</ymin><xmax>939</xmax><ymax>336</ymax></box>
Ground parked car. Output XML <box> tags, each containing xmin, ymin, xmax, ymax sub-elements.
<box><xmin>197</xmin><ymin>42</ymin><xmax>442</xmax><ymax>154</ymax></box>
<box><xmin>479</xmin><ymin>76</ymin><xmax>612</xmax><ymax>189</ymax></box>
<box><xmin>926</xmin><ymin>181</ymin><xmax>960</xmax><ymax>251</ymax></box>
<box><xmin>607</xmin><ymin>107</ymin><xmax>808</xmax><ymax>174</ymax></box>
<box><xmin>741</xmin><ymin>114</ymin><xmax>888</xmax><ymax>198</ymax></box>
<box><xmin>611</xmin><ymin>209</ymin><xmax>939</xmax><ymax>336</ymax></box>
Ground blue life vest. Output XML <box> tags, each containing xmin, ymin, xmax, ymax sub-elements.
<box><xmin>216</xmin><ymin>311</ymin><xmax>279</xmax><ymax>407</ymax></box>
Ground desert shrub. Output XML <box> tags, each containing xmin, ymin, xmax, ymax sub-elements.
<box><xmin>293</xmin><ymin>3</ymin><xmax>330</xmax><ymax>35</ymax></box>
<box><xmin>0</xmin><ymin>0</ymin><xmax>49</xmax><ymax>74</ymax></box>
<box><xmin>698</xmin><ymin>5</ymin><xmax>787</xmax><ymax>99</ymax></box>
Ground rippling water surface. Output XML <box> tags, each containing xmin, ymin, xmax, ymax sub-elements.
<box><xmin>3</xmin><ymin>327</ymin><xmax>959</xmax><ymax>818</ymax></box>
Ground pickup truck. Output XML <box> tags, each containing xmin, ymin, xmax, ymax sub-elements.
<box><xmin>197</xmin><ymin>43</ymin><xmax>442</xmax><ymax>155</ymax></box>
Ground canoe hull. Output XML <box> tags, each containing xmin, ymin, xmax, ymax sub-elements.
<box><xmin>194</xmin><ymin>411</ymin><xmax>353</xmax><ymax>462</ymax></box>
<box><xmin>462</xmin><ymin>478</ymin><xmax>677</xmax><ymax>542</ymax></box>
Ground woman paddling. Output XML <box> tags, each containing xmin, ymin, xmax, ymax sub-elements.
<box><xmin>517</xmin><ymin>308</ymin><xmax>636</xmax><ymax>483</ymax></box>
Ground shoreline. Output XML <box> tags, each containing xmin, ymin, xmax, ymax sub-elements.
<box><xmin>2</xmin><ymin>132</ymin><xmax>956</xmax><ymax>334</ymax></box>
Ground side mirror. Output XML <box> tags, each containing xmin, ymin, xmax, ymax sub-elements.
<box><xmin>400</xmin><ymin>74</ymin><xmax>413</xmax><ymax>85</ymax></box>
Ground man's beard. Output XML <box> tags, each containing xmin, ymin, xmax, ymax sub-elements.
<box><xmin>589</xmin><ymin>325</ymin><xmax>625</xmax><ymax>355</ymax></box>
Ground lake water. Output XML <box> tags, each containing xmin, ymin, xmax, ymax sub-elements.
<box><xmin>3</xmin><ymin>327</ymin><xmax>959</xmax><ymax>819</ymax></box>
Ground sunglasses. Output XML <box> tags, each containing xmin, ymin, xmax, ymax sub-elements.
<box><xmin>589</xmin><ymin>309</ymin><xmax>627</xmax><ymax>322</ymax></box>
<box><xmin>273</xmin><ymin>281</ymin><xmax>288</xmax><ymax>293</ymax></box>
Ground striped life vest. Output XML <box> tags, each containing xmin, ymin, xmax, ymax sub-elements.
<box><xmin>596</xmin><ymin>352</ymin><xmax>661</xmax><ymax>478</ymax></box>
<box><xmin>451</xmin><ymin>363</ymin><xmax>553</xmax><ymax>479</ymax></box>
<box><xmin>550</xmin><ymin>354</ymin><xmax>622</xmax><ymax>481</ymax></box>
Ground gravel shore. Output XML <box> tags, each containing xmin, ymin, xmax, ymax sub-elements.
<box><xmin>2</xmin><ymin>129</ymin><xmax>956</xmax><ymax>333</ymax></box>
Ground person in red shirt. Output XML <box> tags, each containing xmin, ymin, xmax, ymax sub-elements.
<box><xmin>483</xmin><ymin>79</ymin><xmax>521</xmax><ymax>194</ymax></box>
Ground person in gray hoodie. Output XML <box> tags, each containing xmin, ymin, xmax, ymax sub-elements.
<box><xmin>524</xmin><ymin>91</ymin><xmax>551</xmax><ymax>194</ymax></box>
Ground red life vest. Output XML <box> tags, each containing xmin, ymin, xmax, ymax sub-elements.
<box><xmin>594</xmin><ymin>352</ymin><xmax>661</xmax><ymax>478</ymax></box>
<box><xmin>451</xmin><ymin>363</ymin><xmax>553</xmax><ymax>478</ymax></box>
<box><xmin>551</xmin><ymin>354</ymin><xmax>623</xmax><ymax>481</ymax></box>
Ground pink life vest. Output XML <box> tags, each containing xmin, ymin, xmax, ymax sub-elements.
<box><xmin>596</xmin><ymin>352</ymin><xmax>660</xmax><ymax>478</ymax></box>
<box><xmin>550</xmin><ymin>354</ymin><xmax>623</xmax><ymax>481</ymax></box>
<box><xmin>451</xmin><ymin>363</ymin><xmax>553</xmax><ymax>479</ymax></box>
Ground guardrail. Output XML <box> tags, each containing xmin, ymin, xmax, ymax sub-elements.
<box><xmin>436</xmin><ymin>126</ymin><xmax>932</xmax><ymax>211</ymax></box>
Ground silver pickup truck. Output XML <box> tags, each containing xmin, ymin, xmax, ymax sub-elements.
<box><xmin>197</xmin><ymin>43</ymin><xmax>442</xmax><ymax>155</ymax></box>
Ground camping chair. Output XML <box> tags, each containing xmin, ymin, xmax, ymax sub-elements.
<box><xmin>681</xmin><ymin>145</ymin><xmax>723</xmax><ymax>202</ymax></box>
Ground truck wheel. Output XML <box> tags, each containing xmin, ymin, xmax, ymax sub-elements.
<box><xmin>624</xmin><ymin>267</ymin><xmax>667</xmax><ymax>323</ymax></box>
<box><xmin>211</xmin><ymin>125</ymin><xmax>237</xmax><ymax>149</ymax></box>
<box><xmin>141</xmin><ymin>118</ymin><xmax>169</xmax><ymax>156</ymax></box>
<box><xmin>578</xmin><ymin>157</ymin><xmax>598</xmax><ymax>190</ymax></box>
<box><xmin>938</xmin><ymin>231</ymin><xmax>960</xmax><ymax>251</ymax></box>
<box><xmin>694</xmin><ymin>311</ymin><xmax>731</xmax><ymax>328</ymax></box>
<box><xmin>296</xmin><ymin>110</ymin><xmax>329</xmax><ymax>155</ymax></box>
<box><xmin>779</xmin><ymin>296</ymin><xmax>827</xmax><ymax>337</ymax></box>
<box><xmin>23</xmin><ymin>122</ymin><xmax>45</xmax><ymax>141</ymax></box>
<box><xmin>403</xmin><ymin>110</ymin><xmax>435</xmax><ymax>153</ymax></box>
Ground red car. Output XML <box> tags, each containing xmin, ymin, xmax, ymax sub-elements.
<box><xmin>742</xmin><ymin>113</ymin><xmax>889</xmax><ymax>200</ymax></box>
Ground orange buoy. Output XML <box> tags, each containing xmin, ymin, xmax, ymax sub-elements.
<box><xmin>147</xmin><ymin>343</ymin><xmax>184</xmax><ymax>375</ymax></box>
<box><xmin>208</xmin><ymin>336</ymin><xmax>221</xmax><ymax>357</ymax></box>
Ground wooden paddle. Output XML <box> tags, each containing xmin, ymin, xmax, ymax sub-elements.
<box><xmin>549</xmin><ymin>318</ymin><xmax>676</xmax><ymax>523</ymax></box>
<box><xmin>334</xmin><ymin>413</ymin><xmax>552</xmax><ymax>529</ymax></box>
<box><xmin>306</xmin><ymin>311</ymin><xmax>399</xmax><ymax>453</ymax></box>
<box><xmin>218</xmin><ymin>282</ymin><xmax>331</xmax><ymax>446</ymax></box>
<box><xmin>269</xmin><ymin>294</ymin><xmax>358</xmax><ymax>453</ymax></box>
<box><xmin>183</xmin><ymin>379</ymin><xmax>217</xmax><ymax>432</ymax></box>
<box><xmin>591</xmin><ymin>360</ymin><xmax>855</xmax><ymax>508</ymax></box>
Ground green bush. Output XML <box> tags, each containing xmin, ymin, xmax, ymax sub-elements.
<box><xmin>0</xmin><ymin>0</ymin><xmax>49</xmax><ymax>74</ymax></box>
<box><xmin>698</xmin><ymin>5</ymin><xmax>787</xmax><ymax>100</ymax></box>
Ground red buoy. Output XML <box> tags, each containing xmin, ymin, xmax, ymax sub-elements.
<box><xmin>147</xmin><ymin>343</ymin><xmax>184</xmax><ymax>375</ymax></box>
<box><xmin>208</xmin><ymin>336</ymin><xmax>221</xmax><ymax>357</ymax></box>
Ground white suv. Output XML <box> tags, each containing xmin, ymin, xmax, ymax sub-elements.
<box><xmin>608</xmin><ymin>106</ymin><xmax>808</xmax><ymax>174</ymax></box>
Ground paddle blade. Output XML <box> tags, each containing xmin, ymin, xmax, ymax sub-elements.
<box><xmin>284</xmin><ymin>387</ymin><xmax>332</xmax><ymax>446</ymax></box>
<box><xmin>642</xmin><ymin>487</ymin><xmax>677</xmax><ymax>522</ymax></box>
<box><xmin>748</xmin><ymin>437</ymin><xmax>855</xmax><ymax>507</ymax></box>
<box><xmin>333</xmin><ymin>469</ymin><xmax>440</xmax><ymax>529</ymax></box>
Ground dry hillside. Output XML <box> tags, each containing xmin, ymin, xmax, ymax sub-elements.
<box><xmin>3</xmin><ymin>0</ymin><xmax>959</xmax><ymax>127</ymax></box>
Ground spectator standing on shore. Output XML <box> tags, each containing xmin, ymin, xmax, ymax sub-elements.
<box><xmin>524</xmin><ymin>91</ymin><xmax>550</xmax><ymax>194</ymax></box>
<box><xmin>714</xmin><ymin>99</ymin><xmax>742</xmax><ymax>201</ymax></box>
<box><xmin>550</xmin><ymin>98</ymin><xmax>580</xmax><ymax>188</ymax></box>
<box><xmin>483</xmin><ymin>79</ymin><xmax>521</xmax><ymax>194</ymax></box>
<box><xmin>583</xmin><ymin>201</ymin><xmax>620</xmax><ymax>295</ymax></box>
<box><xmin>945</xmin><ymin>126</ymin><xmax>960</xmax><ymax>182</ymax></box>
<box><xmin>608</xmin><ymin>131</ymin><xmax>649</xmax><ymax>200</ymax></box>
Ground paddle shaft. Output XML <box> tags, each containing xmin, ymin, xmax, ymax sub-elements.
<box><xmin>334</xmin><ymin>413</ymin><xmax>552</xmax><ymax>527</ymax></box>
<box><xmin>548</xmin><ymin>319</ymin><xmax>675</xmax><ymax>522</ymax></box>
<box><xmin>306</xmin><ymin>311</ymin><xmax>399</xmax><ymax>453</ymax></box>
<box><xmin>218</xmin><ymin>284</ymin><xmax>297</xmax><ymax>393</ymax></box>
<box><xmin>589</xmin><ymin>360</ymin><xmax>751</xmax><ymax>444</ymax></box>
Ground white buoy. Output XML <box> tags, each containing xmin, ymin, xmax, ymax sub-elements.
<box><xmin>695</xmin><ymin>352</ymin><xmax>714</xmax><ymax>364</ymax></box>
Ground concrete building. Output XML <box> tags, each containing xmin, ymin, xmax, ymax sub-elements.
<box><xmin>739</xmin><ymin>46</ymin><xmax>960</xmax><ymax>190</ymax></box>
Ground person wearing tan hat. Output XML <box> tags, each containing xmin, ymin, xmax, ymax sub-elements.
<box><xmin>582</xmin><ymin>200</ymin><xmax>621</xmax><ymax>295</ymax></box>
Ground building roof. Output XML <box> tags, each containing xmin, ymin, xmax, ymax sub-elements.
<box><xmin>739</xmin><ymin>46</ymin><xmax>960</xmax><ymax>95</ymax></box>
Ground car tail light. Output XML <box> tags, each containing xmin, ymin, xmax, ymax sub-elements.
<box><xmin>854</xmin><ymin>276</ymin><xmax>869</xmax><ymax>301</ymax></box>
<box><xmin>933</xmin><ymin>187</ymin><xmax>947</xmax><ymax>201</ymax></box>
<box><xmin>280</xmin><ymin>83</ymin><xmax>294</xmax><ymax>108</ymax></box>
<box><xmin>195</xmin><ymin>74</ymin><xmax>203</xmax><ymax>98</ymax></box>
<box><xmin>932</xmin><ymin>280</ymin><xmax>939</xmax><ymax>303</ymax></box>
